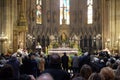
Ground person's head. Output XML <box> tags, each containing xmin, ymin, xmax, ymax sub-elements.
<box><xmin>80</xmin><ymin>64</ymin><xmax>92</xmax><ymax>80</ymax></box>
<box><xmin>29</xmin><ymin>75</ymin><xmax>36</xmax><ymax>80</ymax></box>
<box><xmin>63</xmin><ymin>52</ymin><xmax>66</xmax><ymax>56</ymax></box>
<box><xmin>19</xmin><ymin>74</ymin><xmax>31</xmax><ymax>80</ymax></box>
<box><xmin>100</xmin><ymin>67</ymin><xmax>115</xmax><ymax>80</ymax></box>
<box><xmin>72</xmin><ymin>76</ymin><xmax>85</xmax><ymax>80</ymax></box>
<box><xmin>74</xmin><ymin>53</ymin><xmax>78</xmax><ymax>56</ymax></box>
<box><xmin>115</xmin><ymin>65</ymin><xmax>120</xmax><ymax>80</ymax></box>
<box><xmin>115</xmin><ymin>76</ymin><xmax>120</xmax><ymax>80</ymax></box>
<box><xmin>88</xmin><ymin>73</ymin><xmax>105</xmax><ymax>80</ymax></box>
<box><xmin>115</xmin><ymin>64</ymin><xmax>120</xmax><ymax>75</ymax></box>
<box><xmin>29</xmin><ymin>53</ymin><xmax>36</xmax><ymax>60</ymax></box>
<box><xmin>50</xmin><ymin>54</ymin><xmax>61</xmax><ymax>65</ymax></box>
<box><xmin>37</xmin><ymin>73</ymin><xmax>54</xmax><ymax>80</ymax></box>
<box><xmin>0</xmin><ymin>64</ymin><xmax>14</xmax><ymax>79</ymax></box>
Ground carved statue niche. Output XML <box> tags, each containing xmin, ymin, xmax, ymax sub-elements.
<box><xmin>61</xmin><ymin>32</ymin><xmax>67</xmax><ymax>42</ymax></box>
<box><xmin>84</xmin><ymin>35</ymin><xmax>87</xmax><ymax>47</ymax></box>
<box><xmin>89</xmin><ymin>36</ymin><xmax>92</xmax><ymax>47</ymax></box>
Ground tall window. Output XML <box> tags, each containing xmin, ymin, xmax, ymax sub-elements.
<box><xmin>87</xmin><ymin>0</ymin><xmax>93</xmax><ymax>24</ymax></box>
<box><xmin>60</xmin><ymin>0</ymin><xmax>70</xmax><ymax>25</ymax></box>
<box><xmin>36</xmin><ymin>0</ymin><xmax>42</xmax><ymax>24</ymax></box>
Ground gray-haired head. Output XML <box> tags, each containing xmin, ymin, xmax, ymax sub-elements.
<box><xmin>37</xmin><ymin>73</ymin><xmax>54</xmax><ymax>80</ymax></box>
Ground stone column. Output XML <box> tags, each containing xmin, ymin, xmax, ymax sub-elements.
<box><xmin>13</xmin><ymin>0</ymin><xmax>28</xmax><ymax>52</ymax></box>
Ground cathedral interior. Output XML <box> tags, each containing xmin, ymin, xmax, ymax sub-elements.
<box><xmin>0</xmin><ymin>0</ymin><xmax>120</xmax><ymax>54</ymax></box>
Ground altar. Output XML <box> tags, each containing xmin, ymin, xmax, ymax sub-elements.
<box><xmin>48</xmin><ymin>47</ymin><xmax>78</xmax><ymax>54</ymax></box>
<box><xmin>48</xmin><ymin>4</ymin><xmax>79</xmax><ymax>55</ymax></box>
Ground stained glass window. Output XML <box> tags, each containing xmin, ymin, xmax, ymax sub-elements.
<box><xmin>60</xmin><ymin>0</ymin><xmax>70</xmax><ymax>25</ymax></box>
<box><xmin>87</xmin><ymin>0</ymin><xmax>93</xmax><ymax>24</ymax></box>
<box><xmin>36</xmin><ymin>0</ymin><xmax>42</xmax><ymax>24</ymax></box>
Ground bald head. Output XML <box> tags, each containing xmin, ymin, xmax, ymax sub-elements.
<box><xmin>37</xmin><ymin>73</ymin><xmax>54</xmax><ymax>80</ymax></box>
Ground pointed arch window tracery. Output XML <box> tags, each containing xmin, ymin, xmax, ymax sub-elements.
<box><xmin>87</xmin><ymin>0</ymin><xmax>93</xmax><ymax>24</ymax></box>
<box><xmin>60</xmin><ymin>0</ymin><xmax>70</xmax><ymax>25</ymax></box>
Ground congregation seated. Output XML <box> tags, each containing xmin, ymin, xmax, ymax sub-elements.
<box><xmin>0</xmin><ymin>49</ymin><xmax>120</xmax><ymax>80</ymax></box>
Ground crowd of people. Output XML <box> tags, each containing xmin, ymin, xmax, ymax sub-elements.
<box><xmin>0</xmin><ymin>47</ymin><xmax>120</xmax><ymax>80</ymax></box>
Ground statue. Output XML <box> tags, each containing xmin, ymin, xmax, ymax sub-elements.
<box><xmin>61</xmin><ymin>32</ymin><xmax>66</xmax><ymax>42</ymax></box>
<box><xmin>36</xmin><ymin>42</ymin><xmax>42</xmax><ymax>49</ymax></box>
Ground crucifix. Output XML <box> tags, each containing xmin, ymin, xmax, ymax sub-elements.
<box><xmin>61</xmin><ymin>4</ymin><xmax>67</xmax><ymax>24</ymax></box>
